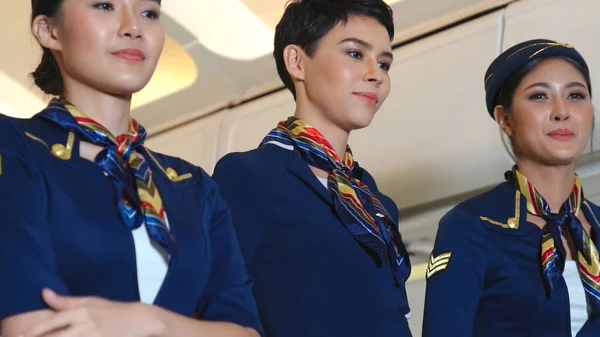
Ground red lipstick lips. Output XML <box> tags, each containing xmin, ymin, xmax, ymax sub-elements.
<box><xmin>547</xmin><ymin>128</ymin><xmax>574</xmax><ymax>141</ymax></box>
<box><xmin>111</xmin><ymin>49</ymin><xmax>145</xmax><ymax>62</ymax></box>
<box><xmin>353</xmin><ymin>92</ymin><xmax>378</xmax><ymax>106</ymax></box>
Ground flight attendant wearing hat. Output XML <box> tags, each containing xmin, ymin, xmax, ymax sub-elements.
<box><xmin>423</xmin><ymin>39</ymin><xmax>600</xmax><ymax>337</ymax></box>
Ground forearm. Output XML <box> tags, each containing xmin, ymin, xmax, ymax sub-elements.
<box><xmin>2</xmin><ymin>310</ymin><xmax>54</xmax><ymax>337</ymax></box>
<box><xmin>151</xmin><ymin>305</ymin><xmax>260</xmax><ymax>337</ymax></box>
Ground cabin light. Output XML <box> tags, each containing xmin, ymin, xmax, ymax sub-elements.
<box><xmin>163</xmin><ymin>0</ymin><xmax>405</xmax><ymax>61</ymax></box>
<box><xmin>162</xmin><ymin>0</ymin><xmax>273</xmax><ymax>61</ymax></box>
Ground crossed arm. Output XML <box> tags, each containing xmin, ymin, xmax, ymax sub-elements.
<box><xmin>2</xmin><ymin>289</ymin><xmax>259</xmax><ymax>337</ymax></box>
<box><xmin>0</xmin><ymin>150</ymin><xmax>261</xmax><ymax>337</ymax></box>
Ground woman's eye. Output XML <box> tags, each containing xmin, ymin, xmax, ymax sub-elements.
<box><xmin>93</xmin><ymin>3</ymin><xmax>114</xmax><ymax>11</ymax></box>
<box><xmin>142</xmin><ymin>10</ymin><xmax>160</xmax><ymax>19</ymax></box>
<box><xmin>528</xmin><ymin>93</ymin><xmax>547</xmax><ymax>100</ymax></box>
<box><xmin>378</xmin><ymin>62</ymin><xmax>391</xmax><ymax>71</ymax></box>
<box><xmin>348</xmin><ymin>50</ymin><xmax>363</xmax><ymax>59</ymax></box>
<box><xmin>568</xmin><ymin>92</ymin><xmax>587</xmax><ymax>100</ymax></box>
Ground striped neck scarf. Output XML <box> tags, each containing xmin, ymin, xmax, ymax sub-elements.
<box><xmin>39</xmin><ymin>99</ymin><xmax>175</xmax><ymax>256</ymax></box>
<box><xmin>510</xmin><ymin>168</ymin><xmax>600</xmax><ymax>315</ymax></box>
<box><xmin>262</xmin><ymin>116</ymin><xmax>411</xmax><ymax>284</ymax></box>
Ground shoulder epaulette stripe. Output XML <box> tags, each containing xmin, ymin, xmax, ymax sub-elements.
<box><xmin>426</xmin><ymin>252</ymin><xmax>453</xmax><ymax>279</ymax></box>
<box><xmin>145</xmin><ymin>148</ymin><xmax>193</xmax><ymax>182</ymax></box>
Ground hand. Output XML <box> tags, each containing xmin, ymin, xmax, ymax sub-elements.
<box><xmin>21</xmin><ymin>288</ymin><xmax>163</xmax><ymax>337</ymax></box>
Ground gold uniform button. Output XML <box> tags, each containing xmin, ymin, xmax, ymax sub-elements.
<box><xmin>166</xmin><ymin>168</ymin><xmax>178</xmax><ymax>181</ymax></box>
<box><xmin>51</xmin><ymin>144</ymin><xmax>68</xmax><ymax>160</ymax></box>
<box><xmin>507</xmin><ymin>217</ymin><xmax>518</xmax><ymax>229</ymax></box>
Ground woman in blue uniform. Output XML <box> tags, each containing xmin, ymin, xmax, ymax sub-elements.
<box><xmin>212</xmin><ymin>1</ymin><xmax>412</xmax><ymax>337</ymax></box>
<box><xmin>0</xmin><ymin>0</ymin><xmax>260</xmax><ymax>336</ymax></box>
<box><xmin>423</xmin><ymin>39</ymin><xmax>600</xmax><ymax>337</ymax></box>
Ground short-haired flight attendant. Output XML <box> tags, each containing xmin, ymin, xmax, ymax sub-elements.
<box><xmin>0</xmin><ymin>0</ymin><xmax>260</xmax><ymax>336</ymax></box>
<box><xmin>212</xmin><ymin>0</ymin><xmax>412</xmax><ymax>336</ymax></box>
<box><xmin>423</xmin><ymin>39</ymin><xmax>600</xmax><ymax>337</ymax></box>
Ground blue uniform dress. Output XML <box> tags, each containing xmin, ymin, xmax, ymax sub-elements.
<box><xmin>0</xmin><ymin>113</ymin><xmax>261</xmax><ymax>332</ymax></box>
<box><xmin>212</xmin><ymin>143</ymin><xmax>412</xmax><ymax>337</ymax></box>
<box><xmin>423</xmin><ymin>181</ymin><xmax>600</xmax><ymax>337</ymax></box>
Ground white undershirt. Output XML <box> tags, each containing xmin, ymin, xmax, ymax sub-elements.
<box><xmin>564</xmin><ymin>260</ymin><xmax>589</xmax><ymax>336</ymax></box>
<box><xmin>316</xmin><ymin>176</ymin><xmax>328</xmax><ymax>187</ymax></box>
<box><xmin>131</xmin><ymin>213</ymin><xmax>170</xmax><ymax>304</ymax></box>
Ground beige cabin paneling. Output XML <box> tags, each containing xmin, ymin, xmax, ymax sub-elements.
<box><xmin>145</xmin><ymin>113</ymin><xmax>221</xmax><ymax>174</ymax></box>
<box><xmin>216</xmin><ymin>90</ymin><xmax>294</xmax><ymax>158</ymax></box>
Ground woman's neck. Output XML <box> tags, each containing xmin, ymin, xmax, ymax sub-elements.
<box><xmin>294</xmin><ymin>100</ymin><xmax>350</xmax><ymax>158</ymax></box>
<box><xmin>63</xmin><ymin>83</ymin><xmax>132</xmax><ymax>136</ymax></box>
<box><xmin>516</xmin><ymin>157</ymin><xmax>577</xmax><ymax>213</ymax></box>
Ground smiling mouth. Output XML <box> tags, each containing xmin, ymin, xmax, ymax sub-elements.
<box><xmin>353</xmin><ymin>93</ymin><xmax>378</xmax><ymax>106</ymax></box>
<box><xmin>111</xmin><ymin>49</ymin><xmax>145</xmax><ymax>62</ymax></box>
<box><xmin>547</xmin><ymin>129</ymin><xmax>574</xmax><ymax>141</ymax></box>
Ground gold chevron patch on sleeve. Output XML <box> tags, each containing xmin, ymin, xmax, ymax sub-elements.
<box><xmin>426</xmin><ymin>251</ymin><xmax>453</xmax><ymax>279</ymax></box>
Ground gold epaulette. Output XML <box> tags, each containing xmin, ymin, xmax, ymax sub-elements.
<box><xmin>25</xmin><ymin>131</ymin><xmax>75</xmax><ymax>160</ymax></box>
<box><xmin>479</xmin><ymin>190</ymin><xmax>521</xmax><ymax>229</ymax></box>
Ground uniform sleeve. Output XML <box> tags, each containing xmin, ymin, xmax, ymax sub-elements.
<box><xmin>0</xmin><ymin>120</ymin><xmax>69</xmax><ymax>320</ymax></box>
<box><xmin>211</xmin><ymin>153</ymin><xmax>268</xmax><ymax>267</ymax></box>
<box><xmin>422</xmin><ymin>207</ymin><xmax>488</xmax><ymax>337</ymax></box>
<box><xmin>195</xmin><ymin>174</ymin><xmax>262</xmax><ymax>334</ymax></box>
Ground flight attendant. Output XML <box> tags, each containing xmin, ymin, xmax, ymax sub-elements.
<box><xmin>212</xmin><ymin>1</ymin><xmax>412</xmax><ymax>336</ymax></box>
<box><xmin>423</xmin><ymin>39</ymin><xmax>600</xmax><ymax>337</ymax></box>
<box><xmin>0</xmin><ymin>0</ymin><xmax>260</xmax><ymax>336</ymax></box>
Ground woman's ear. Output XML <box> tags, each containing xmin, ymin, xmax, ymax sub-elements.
<box><xmin>283</xmin><ymin>44</ymin><xmax>305</xmax><ymax>82</ymax></box>
<box><xmin>32</xmin><ymin>14</ymin><xmax>62</xmax><ymax>51</ymax></box>
<box><xmin>494</xmin><ymin>105</ymin><xmax>513</xmax><ymax>137</ymax></box>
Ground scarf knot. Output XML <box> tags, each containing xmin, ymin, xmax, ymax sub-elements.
<box><xmin>39</xmin><ymin>99</ymin><xmax>176</xmax><ymax>256</ymax></box>
<box><xmin>508</xmin><ymin>167</ymin><xmax>600</xmax><ymax>315</ymax></box>
<box><xmin>261</xmin><ymin>116</ymin><xmax>411</xmax><ymax>284</ymax></box>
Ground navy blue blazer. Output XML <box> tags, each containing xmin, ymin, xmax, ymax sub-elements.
<box><xmin>0</xmin><ymin>114</ymin><xmax>261</xmax><ymax>332</ymax></box>
<box><xmin>212</xmin><ymin>143</ymin><xmax>412</xmax><ymax>337</ymax></box>
<box><xmin>423</xmin><ymin>182</ymin><xmax>600</xmax><ymax>337</ymax></box>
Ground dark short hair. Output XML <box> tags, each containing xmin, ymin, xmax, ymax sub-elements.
<box><xmin>273</xmin><ymin>0</ymin><xmax>394</xmax><ymax>99</ymax></box>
